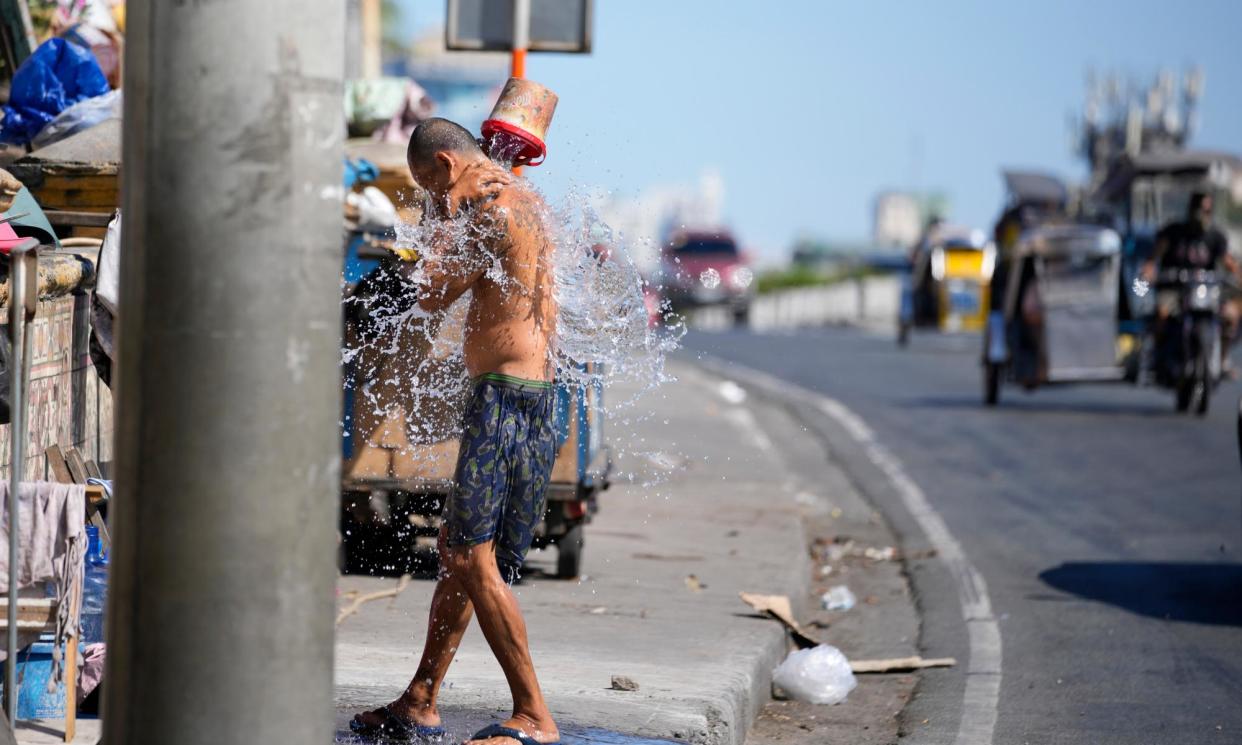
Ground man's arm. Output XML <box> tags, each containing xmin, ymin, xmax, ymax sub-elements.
<box><xmin>414</xmin><ymin>231</ymin><xmax>486</xmax><ymax>314</ymax></box>
<box><xmin>1214</xmin><ymin>231</ymin><xmax>1241</xmax><ymax>280</ymax></box>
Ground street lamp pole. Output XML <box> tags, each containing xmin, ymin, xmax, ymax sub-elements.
<box><xmin>104</xmin><ymin>2</ymin><xmax>344</xmax><ymax>743</ymax></box>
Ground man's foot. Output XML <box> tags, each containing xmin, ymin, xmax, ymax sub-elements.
<box><xmin>465</xmin><ymin>716</ymin><xmax>560</xmax><ymax>745</ymax></box>
<box><xmin>350</xmin><ymin>698</ymin><xmax>446</xmax><ymax>740</ymax></box>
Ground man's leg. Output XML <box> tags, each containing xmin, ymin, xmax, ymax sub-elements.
<box><xmin>352</xmin><ymin>529</ymin><xmax>475</xmax><ymax>730</ymax></box>
<box><xmin>451</xmin><ymin>542</ymin><xmax>558</xmax><ymax>745</ymax></box>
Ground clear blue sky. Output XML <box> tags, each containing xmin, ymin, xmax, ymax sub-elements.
<box><xmin>398</xmin><ymin>1</ymin><xmax>1242</xmax><ymax>259</ymax></box>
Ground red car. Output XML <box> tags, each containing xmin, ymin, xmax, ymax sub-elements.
<box><xmin>658</xmin><ymin>230</ymin><xmax>754</xmax><ymax>325</ymax></box>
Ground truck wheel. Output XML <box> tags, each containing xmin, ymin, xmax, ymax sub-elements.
<box><xmin>984</xmin><ymin>363</ymin><xmax>1000</xmax><ymax>406</ymax></box>
<box><xmin>556</xmin><ymin>523</ymin><xmax>584</xmax><ymax>579</ymax></box>
<box><xmin>732</xmin><ymin>306</ymin><xmax>750</xmax><ymax>328</ymax></box>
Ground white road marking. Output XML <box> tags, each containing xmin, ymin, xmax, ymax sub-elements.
<box><xmin>696</xmin><ymin>357</ymin><xmax>1002</xmax><ymax>745</ymax></box>
<box><xmin>723</xmin><ymin>406</ymin><xmax>777</xmax><ymax>455</ymax></box>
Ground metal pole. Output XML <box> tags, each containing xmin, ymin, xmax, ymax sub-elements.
<box><xmin>510</xmin><ymin>0</ymin><xmax>530</xmax><ymax>176</ymax></box>
<box><xmin>4</xmin><ymin>238</ymin><xmax>36</xmax><ymax>725</ymax></box>
<box><xmin>104</xmin><ymin>2</ymin><xmax>344</xmax><ymax>743</ymax></box>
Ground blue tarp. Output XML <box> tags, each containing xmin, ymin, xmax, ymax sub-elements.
<box><xmin>1</xmin><ymin>38</ymin><xmax>110</xmax><ymax>145</ymax></box>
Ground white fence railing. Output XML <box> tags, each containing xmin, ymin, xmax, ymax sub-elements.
<box><xmin>688</xmin><ymin>275</ymin><xmax>900</xmax><ymax>331</ymax></box>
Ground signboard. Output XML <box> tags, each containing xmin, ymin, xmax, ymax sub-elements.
<box><xmin>446</xmin><ymin>0</ymin><xmax>593</xmax><ymax>53</ymax></box>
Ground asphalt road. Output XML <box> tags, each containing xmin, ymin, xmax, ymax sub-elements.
<box><xmin>685</xmin><ymin>326</ymin><xmax>1242</xmax><ymax>745</ymax></box>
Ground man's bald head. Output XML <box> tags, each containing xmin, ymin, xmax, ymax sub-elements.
<box><xmin>407</xmin><ymin>118</ymin><xmax>486</xmax><ymax>197</ymax></box>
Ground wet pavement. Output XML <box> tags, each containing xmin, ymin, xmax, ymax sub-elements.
<box><xmin>334</xmin><ymin>711</ymin><xmax>682</xmax><ymax>745</ymax></box>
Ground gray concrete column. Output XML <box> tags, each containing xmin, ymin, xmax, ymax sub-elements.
<box><xmin>105</xmin><ymin>2</ymin><xmax>343</xmax><ymax>743</ymax></box>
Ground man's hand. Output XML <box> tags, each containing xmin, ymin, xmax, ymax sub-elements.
<box><xmin>447</xmin><ymin>161</ymin><xmax>513</xmax><ymax>216</ymax></box>
<box><xmin>1140</xmin><ymin>261</ymin><xmax>1156</xmax><ymax>282</ymax></box>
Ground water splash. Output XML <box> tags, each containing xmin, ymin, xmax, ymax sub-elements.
<box><xmin>340</xmin><ymin>177</ymin><xmax>684</xmax><ymax>516</ymax></box>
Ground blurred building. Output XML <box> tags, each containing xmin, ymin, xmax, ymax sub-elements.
<box><xmin>872</xmin><ymin>191</ymin><xmax>921</xmax><ymax>248</ymax></box>
<box><xmin>596</xmin><ymin>170</ymin><xmax>726</xmax><ymax>273</ymax></box>
<box><xmin>402</xmin><ymin>27</ymin><xmax>508</xmax><ymax>135</ymax></box>
<box><xmin>872</xmin><ymin>189</ymin><xmax>951</xmax><ymax>249</ymax></box>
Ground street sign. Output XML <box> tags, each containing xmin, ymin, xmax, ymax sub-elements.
<box><xmin>446</xmin><ymin>0</ymin><xmax>593</xmax><ymax>53</ymax></box>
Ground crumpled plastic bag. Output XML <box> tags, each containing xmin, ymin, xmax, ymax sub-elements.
<box><xmin>1</xmin><ymin>38</ymin><xmax>110</xmax><ymax>145</ymax></box>
<box><xmin>821</xmin><ymin>584</ymin><xmax>856</xmax><ymax>611</ymax></box>
<box><xmin>347</xmin><ymin>186</ymin><xmax>397</xmax><ymax>232</ymax></box>
<box><xmin>772</xmin><ymin>644</ymin><xmax>857</xmax><ymax>705</ymax></box>
<box><xmin>31</xmin><ymin>88</ymin><xmax>121</xmax><ymax>150</ymax></box>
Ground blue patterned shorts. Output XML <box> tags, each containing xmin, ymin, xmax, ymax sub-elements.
<box><xmin>443</xmin><ymin>373</ymin><xmax>557</xmax><ymax>583</ymax></box>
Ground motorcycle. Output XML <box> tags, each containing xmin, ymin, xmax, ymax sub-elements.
<box><xmin>1142</xmin><ymin>269</ymin><xmax>1222</xmax><ymax>415</ymax></box>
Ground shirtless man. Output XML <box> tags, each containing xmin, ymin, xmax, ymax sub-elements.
<box><xmin>351</xmin><ymin>118</ymin><xmax>560</xmax><ymax>745</ymax></box>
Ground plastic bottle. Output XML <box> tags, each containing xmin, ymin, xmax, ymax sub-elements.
<box><xmin>80</xmin><ymin>524</ymin><xmax>108</xmax><ymax>644</ymax></box>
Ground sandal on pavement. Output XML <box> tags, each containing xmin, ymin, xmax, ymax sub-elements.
<box><xmin>466</xmin><ymin>723</ymin><xmax>559</xmax><ymax>745</ymax></box>
<box><xmin>349</xmin><ymin>705</ymin><xmax>447</xmax><ymax>742</ymax></box>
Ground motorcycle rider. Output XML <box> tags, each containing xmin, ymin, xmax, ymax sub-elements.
<box><xmin>1141</xmin><ymin>192</ymin><xmax>1242</xmax><ymax>376</ymax></box>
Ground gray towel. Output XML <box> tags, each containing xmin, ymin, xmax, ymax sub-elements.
<box><xmin>0</xmin><ymin>481</ymin><xmax>87</xmax><ymax>685</ymax></box>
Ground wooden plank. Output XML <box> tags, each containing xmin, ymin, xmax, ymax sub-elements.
<box><xmin>84</xmin><ymin>459</ymin><xmax>102</xmax><ymax>480</ymax></box>
<box><xmin>44</xmin><ymin>445</ymin><xmax>74</xmax><ymax>484</ymax></box>
<box><xmin>64</xmin><ymin>449</ymin><xmax>89</xmax><ymax>484</ymax></box>
<box><xmin>30</xmin><ymin>175</ymin><xmax>118</xmax><ymax>192</ymax></box>
<box><xmin>63</xmin><ymin>637</ymin><xmax>75</xmax><ymax>742</ymax></box>
<box><xmin>43</xmin><ymin>210</ymin><xmax>115</xmax><ymax>228</ymax></box>
<box><xmin>27</xmin><ymin>188</ymin><xmax>119</xmax><ymax>209</ymax></box>
<box><xmin>0</xmin><ymin>598</ymin><xmax>58</xmax><ymax>629</ymax></box>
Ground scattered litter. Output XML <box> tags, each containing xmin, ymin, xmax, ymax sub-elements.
<box><xmin>849</xmin><ymin>656</ymin><xmax>956</xmax><ymax>674</ymax></box>
<box><xmin>829</xmin><ymin>508</ymin><xmax>843</xmax><ymax>519</ymax></box>
<box><xmin>725</xmin><ymin>529</ymin><xmax>739</xmax><ymax>538</ymax></box>
<box><xmin>821</xmin><ymin>585</ymin><xmax>856</xmax><ymax>611</ymax></box>
<box><xmin>825</xmin><ymin>541</ymin><xmax>854</xmax><ymax>562</ymax></box>
<box><xmin>863</xmin><ymin>595</ymin><xmax>880</xmax><ymax>606</ymax></box>
<box><xmin>795</xmin><ymin>491</ymin><xmax>818</xmax><ymax>506</ymax></box>
<box><xmin>739</xmin><ymin>592</ymin><xmax>821</xmax><ymax>649</ymax></box>
<box><xmin>772</xmin><ymin>644</ymin><xmax>857</xmax><ymax>705</ymax></box>
<box><xmin>336</xmin><ymin>575</ymin><xmax>411</xmax><ymax>625</ymax></box>
<box><xmin>685</xmin><ymin>574</ymin><xmax>706</xmax><ymax>592</ymax></box>
<box><xmin>610</xmin><ymin>675</ymin><xmax>640</xmax><ymax>692</ymax></box>
<box><xmin>716</xmin><ymin>380</ymin><xmax>747</xmax><ymax>404</ymax></box>
<box><xmin>588</xmin><ymin>606</ymin><xmax>607</xmax><ymax>615</ymax></box>
<box><xmin>818</xmin><ymin>565</ymin><xmax>833</xmax><ymax>577</ymax></box>
<box><xmin>633</xmin><ymin>552</ymin><xmax>704</xmax><ymax>561</ymax></box>
<box><xmin>863</xmin><ymin>546</ymin><xmax>898</xmax><ymax>561</ymax></box>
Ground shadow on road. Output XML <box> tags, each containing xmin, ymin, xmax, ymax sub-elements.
<box><xmin>1038</xmin><ymin>562</ymin><xmax>1242</xmax><ymax>626</ymax></box>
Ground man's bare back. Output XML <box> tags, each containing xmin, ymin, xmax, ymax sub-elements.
<box><xmin>413</xmin><ymin>163</ymin><xmax>557</xmax><ymax>383</ymax></box>
<box><xmin>464</xmin><ymin>186</ymin><xmax>557</xmax><ymax>381</ymax></box>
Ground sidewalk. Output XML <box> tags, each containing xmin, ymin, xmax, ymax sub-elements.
<box><xmin>334</xmin><ymin>360</ymin><xmax>813</xmax><ymax>745</ymax></box>
<box><xmin>334</xmin><ymin>357</ymin><xmax>924</xmax><ymax>745</ymax></box>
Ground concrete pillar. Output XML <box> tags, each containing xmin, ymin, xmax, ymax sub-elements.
<box><xmin>105</xmin><ymin>2</ymin><xmax>343</xmax><ymax>743</ymax></box>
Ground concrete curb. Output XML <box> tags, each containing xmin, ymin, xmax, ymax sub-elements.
<box><xmin>333</xmin><ymin>361</ymin><xmax>813</xmax><ymax>745</ymax></box>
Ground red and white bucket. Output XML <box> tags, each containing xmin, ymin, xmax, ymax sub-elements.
<box><xmin>482</xmin><ymin>77</ymin><xmax>558</xmax><ymax>167</ymax></box>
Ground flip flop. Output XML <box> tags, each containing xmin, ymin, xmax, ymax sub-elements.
<box><xmin>466</xmin><ymin>723</ymin><xmax>559</xmax><ymax>745</ymax></box>
<box><xmin>349</xmin><ymin>705</ymin><xmax>447</xmax><ymax>742</ymax></box>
